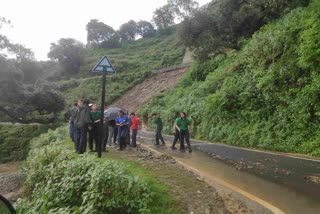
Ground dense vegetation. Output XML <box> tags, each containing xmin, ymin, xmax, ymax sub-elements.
<box><xmin>59</xmin><ymin>32</ymin><xmax>185</xmax><ymax>108</ymax></box>
<box><xmin>0</xmin><ymin>124</ymin><xmax>58</xmax><ymax>163</ymax></box>
<box><xmin>15</xmin><ymin>127</ymin><xmax>173</xmax><ymax>213</ymax></box>
<box><xmin>178</xmin><ymin>0</ymin><xmax>310</xmax><ymax>60</ymax></box>
<box><xmin>140</xmin><ymin>0</ymin><xmax>320</xmax><ymax>156</ymax></box>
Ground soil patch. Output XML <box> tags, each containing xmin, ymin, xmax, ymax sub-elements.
<box><xmin>110</xmin><ymin>68</ymin><xmax>187</xmax><ymax>113</ymax></box>
<box><xmin>0</xmin><ymin>162</ymin><xmax>24</xmax><ymax>202</ymax></box>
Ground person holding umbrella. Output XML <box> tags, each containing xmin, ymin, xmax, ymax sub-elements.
<box><xmin>104</xmin><ymin>106</ymin><xmax>128</xmax><ymax>146</ymax></box>
<box><xmin>115</xmin><ymin>110</ymin><xmax>130</xmax><ymax>150</ymax></box>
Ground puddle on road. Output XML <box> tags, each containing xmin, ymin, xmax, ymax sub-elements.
<box><xmin>142</xmin><ymin>140</ymin><xmax>320</xmax><ymax>214</ymax></box>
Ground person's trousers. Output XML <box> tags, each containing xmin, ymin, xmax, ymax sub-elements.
<box><xmin>126</xmin><ymin>126</ymin><xmax>130</xmax><ymax>145</ymax></box>
<box><xmin>75</xmin><ymin>127</ymin><xmax>88</xmax><ymax>153</ymax></box>
<box><xmin>101</xmin><ymin>122</ymin><xmax>108</xmax><ymax>151</ymax></box>
<box><xmin>131</xmin><ymin>129</ymin><xmax>138</xmax><ymax>146</ymax></box>
<box><xmin>179</xmin><ymin>129</ymin><xmax>191</xmax><ymax>151</ymax></box>
<box><xmin>107</xmin><ymin>126</ymin><xmax>114</xmax><ymax>145</ymax></box>
<box><xmin>89</xmin><ymin>123</ymin><xmax>99</xmax><ymax>151</ymax></box>
<box><xmin>114</xmin><ymin>127</ymin><xmax>118</xmax><ymax>144</ymax></box>
<box><xmin>118</xmin><ymin>127</ymin><xmax>128</xmax><ymax>150</ymax></box>
<box><xmin>75</xmin><ymin>128</ymin><xmax>81</xmax><ymax>152</ymax></box>
<box><xmin>69</xmin><ymin>120</ymin><xmax>75</xmax><ymax>142</ymax></box>
<box><xmin>155</xmin><ymin>128</ymin><xmax>165</xmax><ymax>145</ymax></box>
<box><xmin>172</xmin><ymin>130</ymin><xmax>180</xmax><ymax>147</ymax></box>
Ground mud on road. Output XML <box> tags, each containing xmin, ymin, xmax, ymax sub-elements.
<box><xmin>105</xmin><ymin>145</ymin><xmax>250</xmax><ymax>214</ymax></box>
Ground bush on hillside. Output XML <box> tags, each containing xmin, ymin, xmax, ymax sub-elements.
<box><xmin>0</xmin><ymin>124</ymin><xmax>57</xmax><ymax>163</ymax></box>
<box><xmin>139</xmin><ymin>0</ymin><xmax>320</xmax><ymax>156</ymax></box>
<box><xmin>16</xmin><ymin>127</ymin><xmax>153</xmax><ymax>214</ymax></box>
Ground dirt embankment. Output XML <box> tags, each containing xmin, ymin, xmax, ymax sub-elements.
<box><xmin>0</xmin><ymin>162</ymin><xmax>24</xmax><ymax>202</ymax></box>
<box><xmin>110</xmin><ymin>68</ymin><xmax>187</xmax><ymax>113</ymax></box>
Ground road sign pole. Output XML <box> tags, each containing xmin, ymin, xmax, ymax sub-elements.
<box><xmin>91</xmin><ymin>55</ymin><xmax>115</xmax><ymax>158</ymax></box>
<box><xmin>98</xmin><ymin>66</ymin><xmax>107</xmax><ymax>158</ymax></box>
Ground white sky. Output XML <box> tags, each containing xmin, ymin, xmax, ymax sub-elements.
<box><xmin>0</xmin><ymin>0</ymin><xmax>211</xmax><ymax>61</ymax></box>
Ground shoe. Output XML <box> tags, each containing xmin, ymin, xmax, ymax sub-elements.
<box><xmin>189</xmin><ymin>150</ymin><xmax>192</xmax><ymax>153</ymax></box>
<box><xmin>171</xmin><ymin>146</ymin><xmax>177</xmax><ymax>150</ymax></box>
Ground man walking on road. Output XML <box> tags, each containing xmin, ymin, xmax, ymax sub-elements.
<box><xmin>130</xmin><ymin>113</ymin><xmax>140</xmax><ymax>147</ymax></box>
<box><xmin>152</xmin><ymin>113</ymin><xmax>166</xmax><ymax>146</ymax></box>
<box><xmin>175</xmin><ymin>112</ymin><xmax>192</xmax><ymax>153</ymax></box>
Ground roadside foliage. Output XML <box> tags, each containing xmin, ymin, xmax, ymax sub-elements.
<box><xmin>15</xmin><ymin>127</ymin><xmax>153</xmax><ymax>214</ymax></box>
<box><xmin>140</xmin><ymin>0</ymin><xmax>320</xmax><ymax>156</ymax></box>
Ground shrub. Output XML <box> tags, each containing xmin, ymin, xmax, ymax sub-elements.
<box><xmin>16</xmin><ymin>127</ymin><xmax>153</xmax><ymax>214</ymax></box>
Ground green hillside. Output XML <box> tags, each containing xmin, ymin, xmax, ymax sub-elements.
<box><xmin>59</xmin><ymin>32</ymin><xmax>185</xmax><ymax>108</ymax></box>
<box><xmin>140</xmin><ymin>0</ymin><xmax>320</xmax><ymax>156</ymax></box>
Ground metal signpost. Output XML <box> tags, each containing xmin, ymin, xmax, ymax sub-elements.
<box><xmin>92</xmin><ymin>56</ymin><xmax>116</xmax><ymax>158</ymax></box>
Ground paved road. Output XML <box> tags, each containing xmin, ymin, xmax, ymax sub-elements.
<box><xmin>138</xmin><ymin>130</ymin><xmax>320</xmax><ymax>214</ymax></box>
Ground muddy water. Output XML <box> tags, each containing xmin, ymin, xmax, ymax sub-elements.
<box><xmin>139</xmin><ymin>137</ymin><xmax>320</xmax><ymax>214</ymax></box>
<box><xmin>172</xmin><ymin>150</ymin><xmax>320</xmax><ymax>214</ymax></box>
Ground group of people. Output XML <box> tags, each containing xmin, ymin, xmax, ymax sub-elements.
<box><xmin>64</xmin><ymin>99</ymin><xmax>141</xmax><ymax>154</ymax></box>
<box><xmin>152</xmin><ymin>112</ymin><xmax>192</xmax><ymax>153</ymax></box>
<box><xmin>65</xmin><ymin>99</ymin><xmax>192</xmax><ymax>154</ymax></box>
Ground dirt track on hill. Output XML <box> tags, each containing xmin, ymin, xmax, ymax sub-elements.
<box><xmin>110</xmin><ymin>68</ymin><xmax>187</xmax><ymax>113</ymax></box>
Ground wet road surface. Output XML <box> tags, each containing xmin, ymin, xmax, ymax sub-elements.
<box><xmin>138</xmin><ymin>131</ymin><xmax>320</xmax><ymax>214</ymax></box>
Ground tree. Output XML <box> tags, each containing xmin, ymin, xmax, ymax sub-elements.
<box><xmin>137</xmin><ymin>20</ymin><xmax>156</xmax><ymax>38</ymax></box>
<box><xmin>152</xmin><ymin>5</ymin><xmax>175</xmax><ymax>30</ymax></box>
<box><xmin>178</xmin><ymin>0</ymin><xmax>310</xmax><ymax>61</ymax></box>
<box><xmin>0</xmin><ymin>17</ymin><xmax>65</xmax><ymax>124</ymax></box>
<box><xmin>168</xmin><ymin>0</ymin><xmax>199</xmax><ymax>20</ymax></box>
<box><xmin>48</xmin><ymin>38</ymin><xmax>85</xmax><ymax>74</ymax></box>
<box><xmin>119</xmin><ymin>20</ymin><xmax>138</xmax><ymax>41</ymax></box>
<box><xmin>99</xmin><ymin>33</ymin><xmax>121</xmax><ymax>49</ymax></box>
<box><xmin>86</xmin><ymin>19</ymin><xmax>116</xmax><ymax>48</ymax></box>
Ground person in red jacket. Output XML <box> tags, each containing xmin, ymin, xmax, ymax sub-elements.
<box><xmin>130</xmin><ymin>112</ymin><xmax>140</xmax><ymax>147</ymax></box>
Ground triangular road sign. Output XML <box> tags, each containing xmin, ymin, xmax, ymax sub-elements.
<box><xmin>92</xmin><ymin>56</ymin><xmax>116</xmax><ymax>73</ymax></box>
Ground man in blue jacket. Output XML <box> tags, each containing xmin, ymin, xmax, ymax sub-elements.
<box><xmin>115</xmin><ymin>110</ymin><xmax>130</xmax><ymax>150</ymax></box>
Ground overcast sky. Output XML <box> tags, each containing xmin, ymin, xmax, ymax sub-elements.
<box><xmin>0</xmin><ymin>0</ymin><xmax>211</xmax><ymax>61</ymax></box>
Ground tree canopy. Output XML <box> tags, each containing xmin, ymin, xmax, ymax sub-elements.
<box><xmin>0</xmin><ymin>17</ymin><xmax>65</xmax><ymax>123</ymax></box>
<box><xmin>48</xmin><ymin>38</ymin><xmax>85</xmax><ymax>74</ymax></box>
<box><xmin>86</xmin><ymin>19</ymin><xmax>116</xmax><ymax>48</ymax></box>
<box><xmin>178</xmin><ymin>0</ymin><xmax>310</xmax><ymax>60</ymax></box>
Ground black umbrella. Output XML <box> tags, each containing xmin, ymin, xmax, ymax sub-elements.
<box><xmin>104</xmin><ymin>106</ymin><xmax>128</xmax><ymax>121</ymax></box>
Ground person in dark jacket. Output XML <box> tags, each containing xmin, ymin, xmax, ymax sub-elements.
<box><xmin>64</xmin><ymin>101</ymin><xmax>79</xmax><ymax>143</ymax></box>
<box><xmin>152</xmin><ymin>113</ymin><xmax>165</xmax><ymax>146</ymax></box>
<box><xmin>74</xmin><ymin>99</ymin><xmax>92</xmax><ymax>154</ymax></box>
